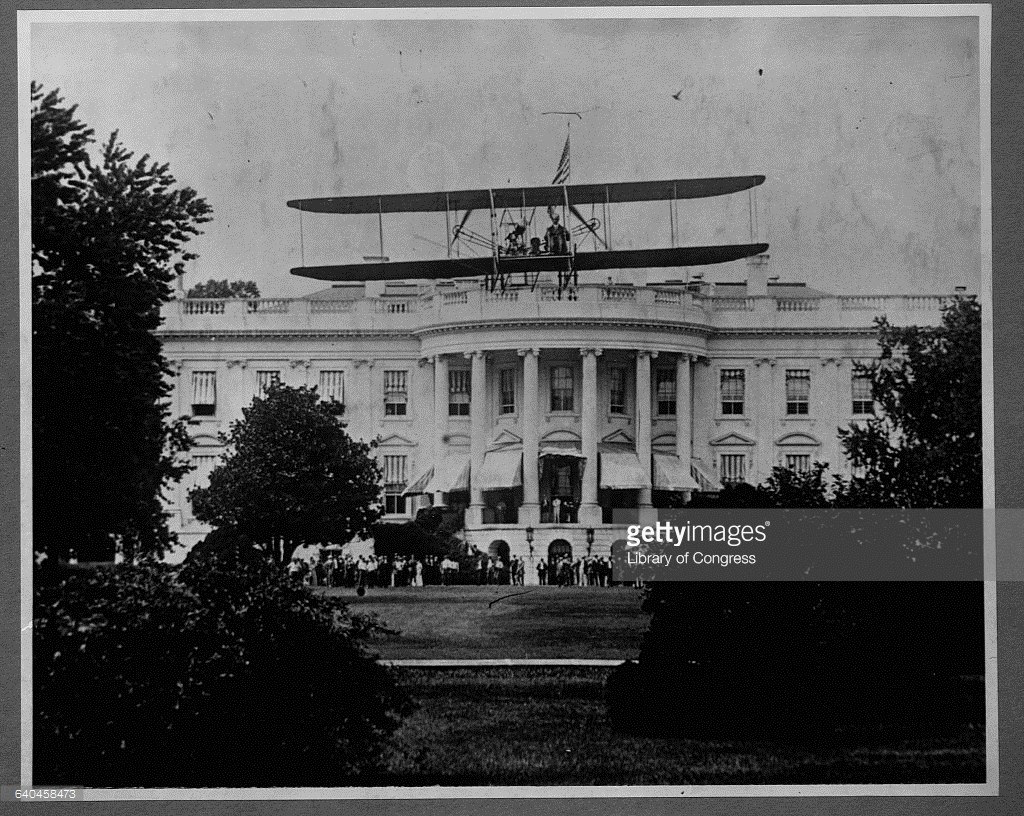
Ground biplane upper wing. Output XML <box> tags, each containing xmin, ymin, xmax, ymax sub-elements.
<box><xmin>290</xmin><ymin>243</ymin><xmax>769</xmax><ymax>282</ymax></box>
<box><xmin>287</xmin><ymin>175</ymin><xmax>766</xmax><ymax>215</ymax></box>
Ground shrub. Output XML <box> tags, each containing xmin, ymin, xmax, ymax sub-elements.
<box><xmin>606</xmin><ymin>581</ymin><xmax>984</xmax><ymax>740</ymax></box>
<box><xmin>34</xmin><ymin>553</ymin><xmax>411</xmax><ymax>787</ymax></box>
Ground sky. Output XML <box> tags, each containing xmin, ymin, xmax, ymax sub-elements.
<box><xmin>29</xmin><ymin>10</ymin><xmax>983</xmax><ymax>297</ymax></box>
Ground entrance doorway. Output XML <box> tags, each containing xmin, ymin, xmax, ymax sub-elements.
<box><xmin>540</xmin><ymin>456</ymin><xmax>581</xmax><ymax>522</ymax></box>
<box><xmin>548</xmin><ymin>539</ymin><xmax>573</xmax><ymax>586</ymax></box>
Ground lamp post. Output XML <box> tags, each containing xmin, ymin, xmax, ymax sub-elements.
<box><xmin>586</xmin><ymin>527</ymin><xmax>595</xmax><ymax>556</ymax></box>
<box><xmin>526</xmin><ymin>526</ymin><xmax>535</xmax><ymax>558</ymax></box>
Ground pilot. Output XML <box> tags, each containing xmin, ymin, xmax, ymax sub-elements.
<box><xmin>545</xmin><ymin>213</ymin><xmax>570</xmax><ymax>256</ymax></box>
<box><xmin>506</xmin><ymin>223</ymin><xmax>526</xmax><ymax>255</ymax></box>
<box><xmin>529</xmin><ymin>236</ymin><xmax>543</xmax><ymax>255</ymax></box>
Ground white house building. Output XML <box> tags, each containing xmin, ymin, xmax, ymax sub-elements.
<box><xmin>159</xmin><ymin>257</ymin><xmax>956</xmax><ymax>569</ymax></box>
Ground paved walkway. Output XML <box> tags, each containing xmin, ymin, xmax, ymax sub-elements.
<box><xmin>380</xmin><ymin>658</ymin><xmax>627</xmax><ymax>667</ymax></box>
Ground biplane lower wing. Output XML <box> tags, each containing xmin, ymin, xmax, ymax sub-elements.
<box><xmin>290</xmin><ymin>243</ymin><xmax>769</xmax><ymax>282</ymax></box>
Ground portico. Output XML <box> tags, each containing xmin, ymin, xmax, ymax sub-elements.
<box><xmin>419</xmin><ymin>341</ymin><xmax>699</xmax><ymax>531</ymax></box>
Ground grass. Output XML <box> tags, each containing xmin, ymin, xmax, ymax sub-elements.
<box><xmin>379</xmin><ymin>667</ymin><xmax>986</xmax><ymax>786</ymax></box>
<box><xmin>318</xmin><ymin>586</ymin><xmax>985</xmax><ymax>786</ymax></box>
<box><xmin>327</xmin><ymin>585</ymin><xmax>649</xmax><ymax>660</ymax></box>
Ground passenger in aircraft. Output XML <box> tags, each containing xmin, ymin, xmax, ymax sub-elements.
<box><xmin>545</xmin><ymin>213</ymin><xmax>570</xmax><ymax>255</ymax></box>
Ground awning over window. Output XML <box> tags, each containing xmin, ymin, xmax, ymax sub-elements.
<box><xmin>478</xmin><ymin>450</ymin><xmax>523</xmax><ymax>490</ymax></box>
<box><xmin>402</xmin><ymin>465</ymin><xmax>434</xmax><ymax>496</ymax></box>
<box><xmin>426</xmin><ymin>455</ymin><xmax>471</xmax><ymax>494</ymax></box>
<box><xmin>600</xmin><ymin>451</ymin><xmax>651</xmax><ymax>490</ymax></box>
<box><xmin>539</xmin><ymin>441</ymin><xmax>585</xmax><ymax>459</ymax></box>
<box><xmin>689</xmin><ymin>458</ymin><xmax>722</xmax><ymax>492</ymax></box>
<box><xmin>654</xmin><ymin>453</ymin><xmax>700</xmax><ymax>491</ymax></box>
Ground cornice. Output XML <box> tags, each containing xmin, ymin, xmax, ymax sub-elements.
<box><xmin>156</xmin><ymin>329</ymin><xmax>418</xmax><ymax>341</ymax></box>
<box><xmin>413</xmin><ymin>318</ymin><xmax>715</xmax><ymax>338</ymax></box>
<box><xmin>156</xmin><ymin>323</ymin><xmax>878</xmax><ymax>342</ymax></box>
<box><xmin>711</xmin><ymin>328</ymin><xmax>877</xmax><ymax>338</ymax></box>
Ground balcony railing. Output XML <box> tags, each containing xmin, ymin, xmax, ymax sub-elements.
<box><xmin>163</xmin><ymin>290</ymin><xmax>951</xmax><ymax>333</ymax></box>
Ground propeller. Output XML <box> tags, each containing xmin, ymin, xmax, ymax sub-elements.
<box><xmin>568</xmin><ymin>203</ymin><xmax>608</xmax><ymax>250</ymax></box>
<box><xmin>450</xmin><ymin>209</ymin><xmax>475</xmax><ymax>247</ymax></box>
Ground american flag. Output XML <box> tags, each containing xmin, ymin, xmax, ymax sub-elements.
<box><xmin>552</xmin><ymin>134</ymin><xmax>570</xmax><ymax>185</ymax></box>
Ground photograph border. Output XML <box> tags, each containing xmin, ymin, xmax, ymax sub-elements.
<box><xmin>6</xmin><ymin>1</ymin><xmax>1018</xmax><ymax>810</ymax></box>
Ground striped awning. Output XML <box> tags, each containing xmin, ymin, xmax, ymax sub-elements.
<box><xmin>539</xmin><ymin>441</ymin><xmax>585</xmax><ymax>458</ymax></box>
<box><xmin>426</xmin><ymin>455</ymin><xmax>471</xmax><ymax>494</ymax></box>
<box><xmin>600</xmin><ymin>451</ymin><xmax>651</xmax><ymax>490</ymax></box>
<box><xmin>402</xmin><ymin>465</ymin><xmax>434</xmax><ymax>496</ymax></box>
<box><xmin>654</xmin><ymin>453</ymin><xmax>700</xmax><ymax>491</ymax></box>
<box><xmin>478</xmin><ymin>450</ymin><xmax>523</xmax><ymax>490</ymax></box>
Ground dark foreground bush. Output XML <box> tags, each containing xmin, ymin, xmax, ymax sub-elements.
<box><xmin>34</xmin><ymin>549</ymin><xmax>412</xmax><ymax>787</ymax></box>
<box><xmin>607</xmin><ymin>582</ymin><xmax>985</xmax><ymax>742</ymax></box>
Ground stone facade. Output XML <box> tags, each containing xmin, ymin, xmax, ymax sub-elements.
<box><xmin>158</xmin><ymin>260</ymin><xmax>954</xmax><ymax>574</ymax></box>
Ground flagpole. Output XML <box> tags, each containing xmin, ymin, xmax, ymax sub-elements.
<box><xmin>566</xmin><ymin>120</ymin><xmax>571</xmax><ymax>186</ymax></box>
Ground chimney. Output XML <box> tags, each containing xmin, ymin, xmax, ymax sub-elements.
<box><xmin>746</xmin><ymin>253</ymin><xmax>770</xmax><ymax>298</ymax></box>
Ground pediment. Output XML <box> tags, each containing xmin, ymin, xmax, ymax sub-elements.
<box><xmin>602</xmin><ymin>429</ymin><xmax>635</xmax><ymax>446</ymax></box>
<box><xmin>192</xmin><ymin>434</ymin><xmax>222</xmax><ymax>448</ymax></box>
<box><xmin>490</xmin><ymin>429</ymin><xmax>523</xmax><ymax>448</ymax></box>
<box><xmin>709</xmin><ymin>431</ymin><xmax>756</xmax><ymax>447</ymax></box>
<box><xmin>378</xmin><ymin>433</ymin><xmax>415</xmax><ymax>447</ymax></box>
<box><xmin>541</xmin><ymin>429</ymin><xmax>582</xmax><ymax>443</ymax></box>
<box><xmin>775</xmin><ymin>432</ymin><xmax>822</xmax><ymax>447</ymax></box>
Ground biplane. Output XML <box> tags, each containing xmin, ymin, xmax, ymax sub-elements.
<box><xmin>287</xmin><ymin>175</ymin><xmax>768</xmax><ymax>295</ymax></box>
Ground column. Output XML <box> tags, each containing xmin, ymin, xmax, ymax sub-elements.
<box><xmin>352</xmin><ymin>359</ymin><xmax>375</xmax><ymax>443</ymax></box>
<box><xmin>518</xmin><ymin>348</ymin><xmax>540</xmax><ymax>525</ymax></box>
<box><xmin>676</xmin><ymin>353</ymin><xmax>692</xmax><ymax>499</ymax></box>
<box><xmin>432</xmin><ymin>354</ymin><xmax>449</xmax><ymax>506</ymax></box>
<box><xmin>580</xmin><ymin>347</ymin><xmax>602</xmax><ymax>525</ymax></box>
<box><xmin>225</xmin><ymin>359</ymin><xmax>248</xmax><ymax>424</ymax></box>
<box><xmin>753</xmin><ymin>358</ymin><xmax>776</xmax><ymax>482</ymax></box>
<box><xmin>467</xmin><ymin>350</ymin><xmax>487</xmax><ymax>526</ymax></box>
<box><xmin>820</xmin><ymin>358</ymin><xmax>842</xmax><ymax>473</ymax></box>
<box><xmin>636</xmin><ymin>350</ymin><xmax>656</xmax><ymax>508</ymax></box>
<box><xmin>289</xmin><ymin>359</ymin><xmax>311</xmax><ymax>387</ymax></box>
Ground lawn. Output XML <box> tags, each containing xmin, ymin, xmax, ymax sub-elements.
<box><xmin>327</xmin><ymin>585</ymin><xmax>649</xmax><ymax>660</ymax></box>
<box><xmin>322</xmin><ymin>585</ymin><xmax>985</xmax><ymax>786</ymax></box>
<box><xmin>379</xmin><ymin>667</ymin><xmax>986</xmax><ymax>786</ymax></box>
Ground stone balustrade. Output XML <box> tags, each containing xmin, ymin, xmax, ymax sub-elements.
<box><xmin>160</xmin><ymin>287</ymin><xmax>952</xmax><ymax>334</ymax></box>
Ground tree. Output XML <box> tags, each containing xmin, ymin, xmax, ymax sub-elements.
<box><xmin>839</xmin><ymin>295</ymin><xmax>982</xmax><ymax>509</ymax></box>
<box><xmin>185</xmin><ymin>278</ymin><xmax>260</xmax><ymax>299</ymax></box>
<box><xmin>31</xmin><ymin>83</ymin><xmax>212</xmax><ymax>562</ymax></box>
<box><xmin>609</xmin><ymin>302</ymin><xmax>986</xmax><ymax>738</ymax></box>
<box><xmin>190</xmin><ymin>383</ymin><xmax>383</xmax><ymax>564</ymax></box>
<box><xmin>34</xmin><ymin>554</ymin><xmax>411</xmax><ymax>786</ymax></box>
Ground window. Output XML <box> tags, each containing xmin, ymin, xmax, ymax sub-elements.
<box><xmin>550</xmin><ymin>366</ymin><xmax>574</xmax><ymax>412</ymax></box>
<box><xmin>720</xmin><ymin>454</ymin><xmax>746</xmax><ymax>484</ymax></box>
<box><xmin>449</xmin><ymin>369</ymin><xmax>471</xmax><ymax>416</ymax></box>
<box><xmin>384</xmin><ymin>370</ymin><xmax>408</xmax><ymax>416</ymax></box>
<box><xmin>656</xmin><ymin>369</ymin><xmax>677</xmax><ymax>416</ymax></box>
<box><xmin>785</xmin><ymin>454</ymin><xmax>811</xmax><ymax>473</ymax></box>
<box><xmin>852</xmin><ymin>373</ymin><xmax>873</xmax><ymax>415</ymax></box>
<box><xmin>185</xmin><ymin>454</ymin><xmax>219</xmax><ymax>519</ymax></box>
<box><xmin>785</xmin><ymin>369</ymin><xmax>811</xmax><ymax>415</ymax></box>
<box><xmin>319</xmin><ymin>370</ymin><xmax>345</xmax><ymax>414</ymax></box>
<box><xmin>191</xmin><ymin>371</ymin><xmax>216</xmax><ymax>416</ymax></box>
<box><xmin>499</xmin><ymin>368</ymin><xmax>516</xmax><ymax>414</ymax></box>
<box><xmin>720</xmin><ymin>369</ymin><xmax>745</xmax><ymax>415</ymax></box>
<box><xmin>190</xmin><ymin>455</ymin><xmax>219</xmax><ymax>489</ymax></box>
<box><xmin>383</xmin><ymin>454</ymin><xmax>408</xmax><ymax>515</ymax></box>
<box><xmin>609</xmin><ymin>367</ymin><xmax>626</xmax><ymax>414</ymax></box>
<box><xmin>256</xmin><ymin>370</ymin><xmax>280</xmax><ymax>396</ymax></box>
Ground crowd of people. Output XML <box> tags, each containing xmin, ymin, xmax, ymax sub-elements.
<box><xmin>285</xmin><ymin>549</ymin><xmax>617</xmax><ymax>588</ymax></box>
<box><xmin>536</xmin><ymin>555</ymin><xmax>614</xmax><ymax>587</ymax></box>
